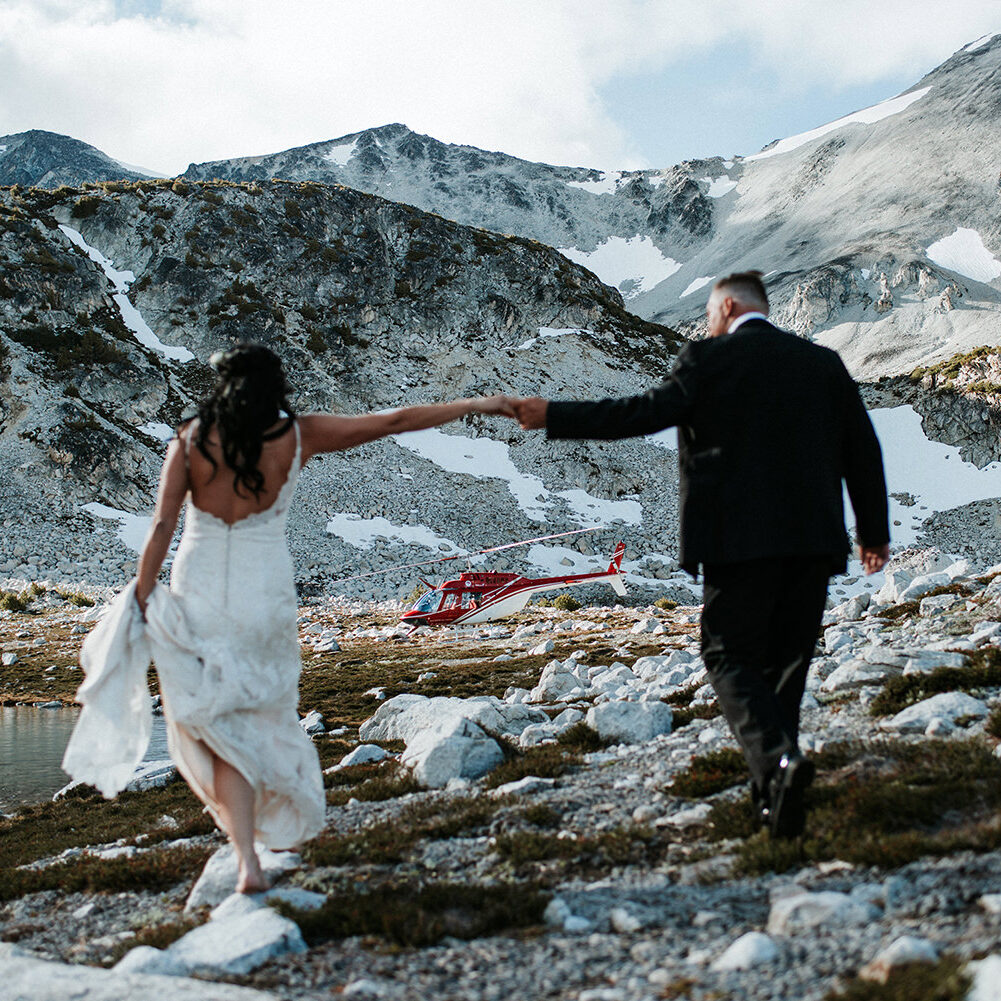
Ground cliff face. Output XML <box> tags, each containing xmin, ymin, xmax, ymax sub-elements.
<box><xmin>0</xmin><ymin>179</ymin><xmax>683</xmax><ymax>593</ymax></box>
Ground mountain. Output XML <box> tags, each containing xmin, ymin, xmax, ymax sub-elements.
<box><xmin>0</xmin><ymin>178</ymin><xmax>685</xmax><ymax>596</ymax></box>
<box><xmin>182</xmin><ymin>122</ymin><xmax>717</xmax><ymax>303</ymax></box>
<box><xmin>0</xmin><ymin>130</ymin><xmax>153</xmax><ymax>188</ymax></box>
<box><xmin>183</xmin><ymin>36</ymin><xmax>1001</xmax><ymax>380</ymax></box>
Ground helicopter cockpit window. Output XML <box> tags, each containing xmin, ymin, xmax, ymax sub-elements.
<box><xmin>412</xmin><ymin>590</ymin><xmax>442</xmax><ymax>614</ymax></box>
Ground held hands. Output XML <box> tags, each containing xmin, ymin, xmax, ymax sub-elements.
<box><xmin>469</xmin><ymin>395</ymin><xmax>550</xmax><ymax>429</ymax></box>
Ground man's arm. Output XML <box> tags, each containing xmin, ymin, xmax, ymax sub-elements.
<box><xmin>838</xmin><ymin>360</ymin><xmax>890</xmax><ymax>573</ymax></box>
<box><xmin>517</xmin><ymin>343</ymin><xmax>699</xmax><ymax>440</ymax></box>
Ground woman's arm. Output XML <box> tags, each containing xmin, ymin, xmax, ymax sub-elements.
<box><xmin>299</xmin><ymin>395</ymin><xmax>515</xmax><ymax>459</ymax></box>
<box><xmin>135</xmin><ymin>437</ymin><xmax>189</xmax><ymax>613</ymax></box>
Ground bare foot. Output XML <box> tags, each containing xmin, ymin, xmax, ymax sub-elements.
<box><xmin>236</xmin><ymin>863</ymin><xmax>271</xmax><ymax>895</ymax></box>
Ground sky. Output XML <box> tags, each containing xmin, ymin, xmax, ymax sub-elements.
<box><xmin>0</xmin><ymin>1</ymin><xmax>998</xmax><ymax>176</ymax></box>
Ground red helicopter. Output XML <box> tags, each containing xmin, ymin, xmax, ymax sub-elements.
<box><xmin>332</xmin><ymin>528</ymin><xmax>628</xmax><ymax>631</ymax></box>
<box><xmin>401</xmin><ymin>539</ymin><xmax>627</xmax><ymax>629</ymax></box>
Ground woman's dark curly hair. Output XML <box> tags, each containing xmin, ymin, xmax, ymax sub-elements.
<box><xmin>191</xmin><ymin>343</ymin><xmax>296</xmax><ymax>498</ymax></box>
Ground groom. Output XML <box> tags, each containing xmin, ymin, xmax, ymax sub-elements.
<box><xmin>512</xmin><ymin>271</ymin><xmax>889</xmax><ymax>838</ymax></box>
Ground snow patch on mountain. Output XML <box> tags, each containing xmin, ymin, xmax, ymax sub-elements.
<box><xmin>680</xmin><ymin>276</ymin><xmax>715</xmax><ymax>298</ymax></box>
<box><xmin>926</xmin><ymin>227</ymin><xmax>1001</xmax><ymax>283</ymax></box>
<box><xmin>82</xmin><ymin>503</ymin><xmax>151</xmax><ymax>553</ymax></box>
<box><xmin>138</xmin><ymin>423</ymin><xmax>174</xmax><ymax>442</ymax></box>
<box><xmin>745</xmin><ymin>87</ymin><xmax>932</xmax><ymax>162</ymax></box>
<box><xmin>326</xmin><ymin>514</ymin><xmax>466</xmax><ymax>553</ymax></box>
<box><xmin>558</xmin><ymin>236</ymin><xmax>682</xmax><ymax>298</ymax></box>
<box><xmin>392</xmin><ymin>429</ymin><xmax>642</xmax><ymax>526</ymax></box>
<box><xmin>58</xmin><ymin>224</ymin><xmax>194</xmax><ymax>362</ymax></box>
<box><xmin>964</xmin><ymin>33</ymin><xmax>998</xmax><ymax>52</ymax></box>
<box><xmin>565</xmin><ymin>172</ymin><xmax>619</xmax><ymax>195</ymax></box>
<box><xmin>324</xmin><ymin>140</ymin><xmax>357</xmax><ymax>167</ymax></box>
<box><xmin>702</xmin><ymin>176</ymin><xmax>737</xmax><ymax>198</ymax></box>
<box><xmin>516</xmin><ymin>326</ymin><xmax>580</xmax><ymax>351</ymax></box>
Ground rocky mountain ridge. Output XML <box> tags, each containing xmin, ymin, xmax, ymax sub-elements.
<box><xmin>0</xmin><ymin>130</ymin><xmax>150</xmax><ymax>188</ymax></box>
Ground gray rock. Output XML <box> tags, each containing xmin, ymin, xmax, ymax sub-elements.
<box><xmin>400</xmin><ymin>718</ymin><xmax>504</xmax><ymax>788</ymax></box>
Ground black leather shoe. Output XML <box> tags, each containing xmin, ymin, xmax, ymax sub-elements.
<box><xmin>765</xmin><ymin>752</ymin><xmax>815</xmax><ymax>840</ymax></box>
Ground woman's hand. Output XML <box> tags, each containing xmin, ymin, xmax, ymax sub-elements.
<box><xmin>134</xmin><ymin>587</ymin><xmax>148</xmax><ymax>620</ymax></box>
<box><xmin>469</xmin><ymin>394</ymin><xmax>519</xmax><ymax>418</ymax></box>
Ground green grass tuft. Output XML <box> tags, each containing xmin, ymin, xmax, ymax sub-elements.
<box><xmin>275</xmin><ymin>880</ymin><xmax>548</xmax><ymax>948</ymax></box>
<box><xmin>710</xmin><ymin>739</ymin><xmax>1001</xmax><ymax>874</ymax></box>
<box><xmin>303</xmin><ymin>796</ymin><xmax>499</xmax><ymax>868</ymax></box>
<box><xmin>822</xmin><ymin>955</ymin><xmax>970</xmax><ymax>1001</ymax></box>
<box><xmin>667</xmin><ymin>748</ymin><xmax>748</xmax><ymax>799</ymax></box>
<box><xmin>0</xmin><ymin>844</ymin><xmax>212</xmax><ymax>902</ymax></box>
<box><xmin>869</xmin><ymin>647</ymin><xmax>1001</xmax><ymax>717</ymax></box>
<box><xmin>482</xmin><ymin>742</ymin><xmax>583</xmax><ymax>790</ymax></box>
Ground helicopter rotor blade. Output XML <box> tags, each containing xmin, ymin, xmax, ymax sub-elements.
<box><xmin>327</xmin><ymin>526</ymin><xmax>606</xmax><ymax>586</ymax></box>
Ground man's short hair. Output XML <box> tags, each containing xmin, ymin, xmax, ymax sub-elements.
<box><xmin>714</xmin><ymin>271</ymin><xmax>769</xmax><ymax>310</ymax></box>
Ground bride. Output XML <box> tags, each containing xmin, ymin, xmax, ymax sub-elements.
<box><xmin>112</xmin><ymin>344</ymin><xmax>511</xmax><ymax>892</ymax></box>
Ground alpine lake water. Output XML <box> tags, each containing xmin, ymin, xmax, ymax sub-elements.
<box><xmin>0</xmin><ymin>706</ymin><xmax>169</xmax><ymax>812</ymax></box>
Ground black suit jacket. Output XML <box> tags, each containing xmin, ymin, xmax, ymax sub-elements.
<box><xmin>546</xmin><ymin>318</ymin><xmax>889</xmax><ymax>574</ymax></box>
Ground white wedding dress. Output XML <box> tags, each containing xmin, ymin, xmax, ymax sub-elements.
<box><xmin>64</xmin><ymin>421</ymin><xmax>324</xmax><ymax>849</ymax></box>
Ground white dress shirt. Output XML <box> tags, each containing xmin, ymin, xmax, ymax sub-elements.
<box><xmin>728</xmin><ymin>311</ymin><xmax>769</xmax><ymax>333</ymax></box>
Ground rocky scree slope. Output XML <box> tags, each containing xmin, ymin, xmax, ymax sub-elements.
<box><xmin>6</xmin><ymin>552</ymin><xmax>1001</xmax><ymax>999</ymax></box>
<box><xmin>0</xmin><ymin>179</ymin><xmax>682</xmax><ymax>595</ymax></box>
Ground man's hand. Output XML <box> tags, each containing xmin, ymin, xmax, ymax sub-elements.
<box><xmin>512</xmin><ymin>397</ymin><xmax>549</xmax><ymax>430</ymax></box>
<box><xmin>859</xmin><ymin>543</ymin><xmax>890</xmax><ymax>575</ymax></box>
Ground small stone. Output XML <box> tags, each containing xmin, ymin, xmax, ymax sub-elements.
<box><xmin>299</xmin><ymin>709</ymin><xmax>325</xmax><ymax>734</ymax></box>
<box><xmin>529</xmin><ymin>639</ymin><xmax>555</xmax><ymax>656</ymax></box>
<box><xmin>859</xmin><ymin>936</ymin><xmax>939</xmax><ymax>983</ymax></box>
<box><xmin>488</xmin><ymin>775</ymin><xmax>556</xmax><ymax>798</ymax></box>
<box><xmin>326</xmin><ymin>744</ymin><xmax>389</xmax><ymax>772</ymax></box>
<box><xmin>711</xmin><ymin>931</ymin><xmax>780</xmax><ymax>971</ymax></box>
<box><xmin>632</xmin><ymin>804</ymin><xmax>659</xmax><ymax>824</ymax></box>
<box><xmin>1</xmin><ymin>652</ymin><xmax>17</xmax><ymax>666</ymax></box>
<box><xmin>609</xmin><ymin>906</ymin><xmax>644</xmax><ymax>933</ymax></box>
<box><xmin>979</xmin><ymin>894</ymin><xmax>1001</xmax><ymax>915</ymax></box>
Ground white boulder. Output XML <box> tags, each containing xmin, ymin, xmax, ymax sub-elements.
<box><xmin>185</xmin><ymin>845</ymin><xmax>301</xmax><ymax>912</ymax></box>
<box><xmin>359</xmin><ymin>694</ymin><xmax>548</xmax><ymax>743</ymax></box>
<box><xmin>585</xmin><ymin>701</ymin><xmax>673</xmax><ymax>743</ymax></box>
<box><xmin>122</xmin><ymin>905</ymin><xmax>307</xmax><ymax>978</ymax></box>
<box><xmin>899</xmin><ymin>572</ymin><xmax>951</xmax><ymax>602</ymax></box>
<box><xmin>400</xmin><ymin>717</ymin><xmax>504</xmax><ymax>788</ymax></box>
<box><xmin>529</xmin><ymin>660</ymin><xmax>586</xmax><ymax>702</ymax></box>
<box><xmin>967</xmin><ymin>954</ymin><xmax>1001</xmax><ymax>1001</ymax></box>
<box><xmin>2</xmin><ymin>943</ymin><xmax>273</xmax><ymax>998</ymax></box>
<box><xmin>766</xmin><ymin>891</ymin><xmax>879</xmax><ymax>935</ymax></box>
<box><xmin>885</xmin><ymin>691</ymin><xmax>989</xmax><ymax>734</ymax></box>
<box><xmin>820</xmin><ymin>661</ymin><xmax>897</xmax><ymax>693</ymax></box>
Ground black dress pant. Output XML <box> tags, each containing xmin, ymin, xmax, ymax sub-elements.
<box><xmin>700</xmin><ymin>557</ymin><xmax>831</xmax><ymax>797</ymax></box>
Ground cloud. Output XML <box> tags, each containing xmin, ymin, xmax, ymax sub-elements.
<box><xmin>0</xmin><ymin>0</ymin><xmax>997</xmax><ymax>174</ymax></box>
